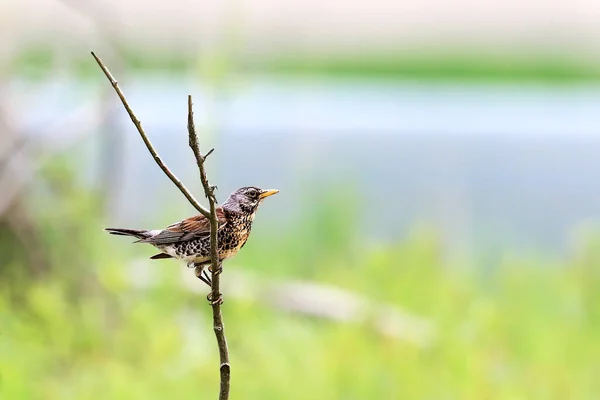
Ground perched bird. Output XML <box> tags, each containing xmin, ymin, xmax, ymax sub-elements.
<box><xmin>106</xmin><ymin>186</ymin><xmax>279</xmax><ymax>286</ymax></box>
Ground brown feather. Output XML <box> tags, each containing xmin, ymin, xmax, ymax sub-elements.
<box><xmin>171</xmin><ymin>208</ymin><xmax>227</xmax><ymax>234</ymax></box>
<box><xmin>140</xmin><ymin>208</ymin><xmax>228</xmax><ymax>245</ymax></box>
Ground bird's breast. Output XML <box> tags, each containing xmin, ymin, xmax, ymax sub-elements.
<box><xmin>222</xmin><ymin>215</ymin><xmax>254</xmax><ymax>248</ymax></box>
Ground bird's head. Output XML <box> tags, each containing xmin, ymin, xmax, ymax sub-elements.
<box><xmin>222</xmin><ymin>186</ymin><xmax>279</xmax><ymax>215</ymax></box>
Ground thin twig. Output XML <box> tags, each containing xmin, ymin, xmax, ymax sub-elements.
<box><xmin>188</xmin><ymin>96</ymin><xmax>231</xmax><ymax>399</ymax></box>
<box><xmin>90</xmin><ymin>51</ymin><xmax>210</xmax><ymax>218</ymax></box>
<box><xmin>92</xmin><ymin>52</ymin><xmax>230</xmax><ymax>399</ymax></box>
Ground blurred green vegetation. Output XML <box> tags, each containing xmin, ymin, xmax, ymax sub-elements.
<box><xmin>264</xmin><ymin>53</ymin><xmax>600</xmax><ymax>84</ymax></box>
<box><xmin>11</xmin><ymin>45</ymin><xmax>600</xmax><ymax>83</ymax></box>
<box><xmin>1</xmin><ymin>156</ymin><xmax>600</xmax><ymax>399</ymax></box>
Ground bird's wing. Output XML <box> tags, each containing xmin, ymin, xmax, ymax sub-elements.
<box><xmin>142</xmin><ymin>208</ymin><xmax>227</xmax><ymax>245</ymax></box>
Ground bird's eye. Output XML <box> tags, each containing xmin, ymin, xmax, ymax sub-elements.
<box><xmin>247</xmin><ymin>189</ymin><xmax>258</xmax><ymax>198</ymax></box>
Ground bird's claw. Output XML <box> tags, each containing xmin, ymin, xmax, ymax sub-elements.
<box><xmin>195</xmin><ymin>263</ymin><xmax>223</xmax><ymax>287</ymax></box>
<box><xmin>207</xmin><ymin>292</ymin><xmax>223</xmax><ymax>306</ymax></box>
<box><xmin>208</xmin><ymin>264</ymin><xmax>223</xmax><ymax>275</ymax></box>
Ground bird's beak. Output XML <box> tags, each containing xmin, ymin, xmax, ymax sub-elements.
<box><xmin>259</xmin><ymin>189</ymin><xmax>279</xmax><ymax>199</ymax></box>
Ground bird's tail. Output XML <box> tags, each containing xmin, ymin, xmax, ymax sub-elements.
<box><xmin>105</xmin><ymin>228</ymin><xmax>152</xmax><ymax>241</ymax></box>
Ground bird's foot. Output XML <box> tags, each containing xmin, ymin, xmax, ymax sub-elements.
<box><xmin>208</xmin><ymin>263</ymin><xmax>223</xmax><ymax>275</ymax></box>
<box><xmin>207</xmin><ymin>292</ymin><xmax>223</xmax><ymax>306</ymax></box>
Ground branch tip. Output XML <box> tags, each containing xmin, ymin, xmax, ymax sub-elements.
<box><xmin>90</xmin><ymin>52</ymin><xmax>210</xmax><ymax>217</ymax></box>
<box><xmin>204</xmin><ymin>148</ymin><xmax>215</xmax><ymax>159</ymax></box>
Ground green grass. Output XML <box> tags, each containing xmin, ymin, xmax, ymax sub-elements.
<box><xmin>2</xmin><ymin>198</ymin><xmax>600</xmax><ymax>399</ymax></box>
<box><xmin>1</xmin><ymin>138</ymin><xmax>599</xmax><ymax>399</ymax></box>
<box><xmin>10</xmin><ymin>44</ymin><xmax>600</xmax><ymax>83</ymax></box>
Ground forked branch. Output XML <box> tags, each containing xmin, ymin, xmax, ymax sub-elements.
<box><xmin>90</xmin><ymin>52</ymin><xmax>210</xmax><ymax>218</ymax></box>
<box><xmin>92</xmin><ymin>52</ymin><xmax>230</xmax><ymax>400</ymax></box>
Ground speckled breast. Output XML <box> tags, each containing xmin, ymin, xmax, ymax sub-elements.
<box><xmin>219</xmin><ymin>214</ymin><xmax>254</xmax><ymax>253</ymax></box>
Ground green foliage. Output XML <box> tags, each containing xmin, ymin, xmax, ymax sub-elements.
<box><xmin>2</xmin><ymin>195</ymin><xmax>600</xmax><ymax>399</ymax></box>
<box><xmin>264</xmin><ymin>52</ymin><xmax>600</xmax><ymax>83</ymax></box>
<box><xmin>10</xmin><ymin>45</ymin><xmax>600</xmax><ymax>83</ymax></box>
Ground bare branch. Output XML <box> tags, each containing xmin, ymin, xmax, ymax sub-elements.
<box><xmin>188</xmin><ymin>96</ymin><xmax>230</xmax><ymax>399</ymax></box>
<box><xmin>91</xmin><ymin>51</ymin><xmax>210</xmax><ymax>218</ymax></box>
<box><xmin>92</xmin><ymin>52</ymin><xmax>230</xmax><ymax>398</ymax></box>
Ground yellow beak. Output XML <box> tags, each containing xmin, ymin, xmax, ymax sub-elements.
<box><xmin>259</xmin><ymin>189</ymin><xmax>279</xmax><ymax>199</ymax></box>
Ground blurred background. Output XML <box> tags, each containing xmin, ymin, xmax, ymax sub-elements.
<box><xmin>2</xmin><ymin>0</ymin><xmax>600</xmax><ymax>398</ymax></box>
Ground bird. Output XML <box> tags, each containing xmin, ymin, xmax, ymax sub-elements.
<box><xmin>105</xmin><ymin>186</ymin><xmax>279</xmax><ymax>287</ymax></box>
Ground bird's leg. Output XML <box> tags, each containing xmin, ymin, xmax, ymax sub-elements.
<box><xmin>206</xmin><ymin>261</ymin><xmax>224</xmax><ymax>305</ymax></box>
<box><xmin>201</xmin><ymin>268</ymin><xmax>213</xmax><ymax>286</ymax></box>
<box><xmin>199</xmin><ymin>274</ymin><xmax>212</xmax><ymax>287</ymax></box>
<box><xmin>194</xmin><ymin>263</ymin><xmax>212</xmax><ymax>287</ymax></box>
<box><xmin>194</xmin><ymin>262</ymin><xmax>223</xmax><ymax>304</ymax></box>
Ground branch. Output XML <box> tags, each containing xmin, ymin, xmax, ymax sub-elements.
<box><xmin>92</xmin><ymin>52</ymin><xmax>230</xmax><ymax>399</ymax></box>
<box><xmin>188</xmin><ymin>96</ymin><xmax>231</xmax><ymax>399</ymax></box>
<box><xmin>90</xmin><ymin>51</ymin><xmax>210</xmax><ymax>218</ymax></box>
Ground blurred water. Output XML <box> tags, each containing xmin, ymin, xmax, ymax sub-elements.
<box><xmin>11</xmin><ymin>76</ymin><xmax>600</xmax><ymax>256</ymax></box>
